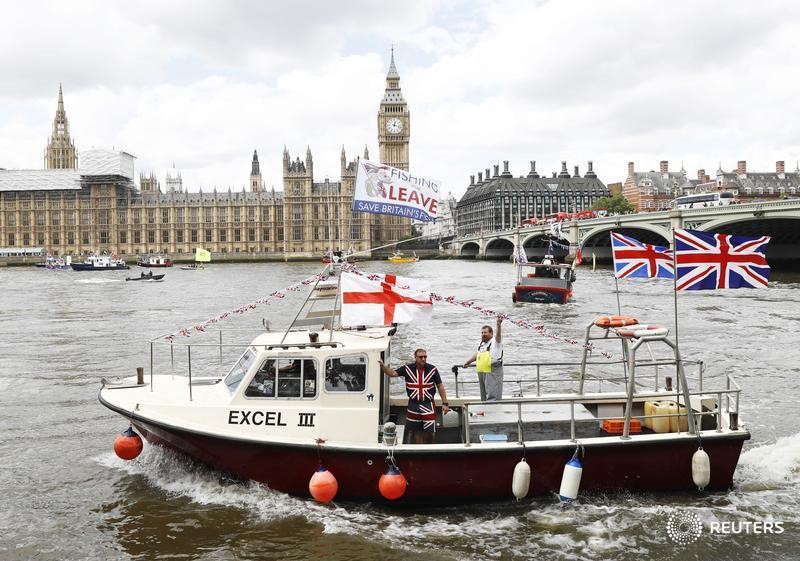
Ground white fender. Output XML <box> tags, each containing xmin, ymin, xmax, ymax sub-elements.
<box><xmin>692</xmin><ymin>448</ymin><xmax>711</xmax><ymax>490</ymax></box>
<box><xmin>512</xmin><ymin>459</ymin><xmax>531</xmax><ymax>500</ymax></box>
<box><xmin>559</xmin><ymin>457</ymin><xmax>583</xmax><ymax>502</ymax></box>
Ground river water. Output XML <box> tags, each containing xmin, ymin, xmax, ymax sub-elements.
<box><xmin>1</xmin><ymin>260</ymin><xmax>800</xmax><ymax>561</ymax></box>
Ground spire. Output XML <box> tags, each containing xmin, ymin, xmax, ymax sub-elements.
<box><xmin>251</xmin><ymin>149</ymin><xmax>260</xmax><ymax>176</ymax></box>
<box><xmin>341</xmin><ymin>145</ymin><xmax>347</xmax><ymax>165</ymax></box>
<box><xmin>45</xmin><ymin>83</ymin><xmax>77</xmax><ymax>169</ymax></box>
<box><xmin>364</xmin><ymin>144</ymin><xmax>369</xmax><ymax>160</ymax></box>
<box><xmin>387</xmin><ymin>44</ymin><xmax>399</xmax><ymax>80</ymax></box>
<box><xmin>382</xmin><ymin>46</ymin><xmax>405</xmax><ymax>104</ymax></box>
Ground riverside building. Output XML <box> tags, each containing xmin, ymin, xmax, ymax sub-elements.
<box><xmin>455</xmin><ymin>160</ymin><xmax>609</xmax><ymax>237</ymax></box>
<box><xmin>0</xmin><ymin>52</ymin><xmax>412</xmax><ymax>259</ymax></box>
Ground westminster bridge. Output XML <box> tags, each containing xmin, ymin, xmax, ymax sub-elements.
<box><xmin>454</xmin><ymin>199</ymin><xmax>800</xmax><ymax>263</ymax></box>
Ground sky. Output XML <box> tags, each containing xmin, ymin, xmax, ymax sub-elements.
<box><xmin>1</xmin><ymin>0</ymin><xmax>799</xmax><ymax>200</ymax></box>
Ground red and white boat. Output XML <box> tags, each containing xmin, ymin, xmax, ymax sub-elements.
<box><xmin>513</xmin><ymin>255</ymin><xmax>575</xmax><ymax>304</ymax></box>
<box><xmin>137</xmin><ymin>254</ymin><xmax>174</xmax><ymax>268</ymax></box>
<box><xmin>100</xmin><ymin>275</ymin><xmax>748</xmax><ymax>503</ymax></box>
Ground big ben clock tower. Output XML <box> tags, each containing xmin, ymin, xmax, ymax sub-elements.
<box><xmin>378</xmin><ymin>47</ymin><xmax>409</xmax><ymax>171</ymax></box>
<box><xmin>373</xmin><ymin>47</ymin><xmax>412</xmax><ymax>244</ymax></box>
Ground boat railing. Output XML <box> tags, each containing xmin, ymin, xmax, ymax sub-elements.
<box><xmin>457</xmin><ymin>378</ymin><xmax>742</xmax><ymax>446</ymax></box>
<box><xmin>145</xmin><ymin>328</ymin><xmax>280</xmax><ymax>398</ymax></box>
<box><xmin>451</xmin><ymin>358</ymin><xmax>706</xmax><ymax>399</ymax></box>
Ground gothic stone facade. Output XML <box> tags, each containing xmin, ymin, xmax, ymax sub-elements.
<box><xmin>0</xmin><ymin>53</ymin><xmax>412</xmax><ymax>257</ymax></box>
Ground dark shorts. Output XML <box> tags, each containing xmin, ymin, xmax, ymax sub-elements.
<box><xmin>406</xmin><ymin>399</ymin><xmax>436</xmax><ymax>433</ymax></box>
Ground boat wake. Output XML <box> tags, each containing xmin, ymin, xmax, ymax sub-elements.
<box><xmin>92</xmin><ymin>447</ymin><xmax>692</xmax><ymax>560</ymax></box>
<box><xmin>75</xmin><ymin>278</ymin><xmax>123</xmax><ymax>284</ymax></box>
<box><xmin>735</xmin><ymin>432</ymin><xmax>800</xmax><ymax>490</ymax></box>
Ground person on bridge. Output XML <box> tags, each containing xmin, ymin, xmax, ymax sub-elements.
<box><xmin>463</xmin><ymin>316</ymin><xmax>504</xmax><ymax>401</ymax></box>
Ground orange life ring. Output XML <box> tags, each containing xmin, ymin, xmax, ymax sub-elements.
<box><xmin>594</xmin><ymin>315</ymin><xmax>639</xmax><ymax>329</ymax></box>
<box><xmin>617</xmin><ymin>325</ymin><xmax>669</xmax><ymax>338</ymax></box>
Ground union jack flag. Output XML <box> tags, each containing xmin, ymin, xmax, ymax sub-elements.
<box><xmin>402</xmin><ymin>364</ymin><xmax>438</xmax><ymax>401</ymax></box>
<box><xmin>674</xmin><ymin>229</ymin><xmax>771</xmax><ymax>290</ymax></box>
<box><xmin>611</xmin><ymin>232</ymin><xmax>674</xmax><ymax>279</ymax></box>
<box><xmin>406</xmin><ymin>401</ymin><xmax>437</xmax><ymax>431</ymax></box>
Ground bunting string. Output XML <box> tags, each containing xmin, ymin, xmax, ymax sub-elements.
<box><xmin>342</xmin><ymin>264</ymin><xmax>612</xmax><ymax>359</ymax></box>
<box><xmin>162</xmin><ymin>270</ymin><xmax>330</xmax><ymax>341</ymax></box>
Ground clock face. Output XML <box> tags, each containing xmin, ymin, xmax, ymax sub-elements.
<box><xmin>386</xmin><ymin>117</ymin><xmax>403</xmax><ymax>134</ymax></box>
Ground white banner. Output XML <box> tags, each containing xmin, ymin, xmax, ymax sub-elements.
<box><xmin>352</xmin><ymin>159</ymin><xmax>441</xmax><ymax>222</ymax></box>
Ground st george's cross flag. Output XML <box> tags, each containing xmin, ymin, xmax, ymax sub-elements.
<box><xmin>340</xmin><ymin>272</ymin><xmax>432</xmax><ymax>326</ymax></box>
<box><xmin>611</xmin><ymin>232</ymin><xmax>674</xmax><ymax>279</ymax></box>
<box><xmin>674</xmin><ymin>229</ymin><xmax>771</xmax><ymax>290</ymax></box>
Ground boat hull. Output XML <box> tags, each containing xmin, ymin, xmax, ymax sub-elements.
<box><xmin>72</xmin><ymin>263</ymin><xmax>130</xmax><ymax>271</ymax></box>
<box><xmin>514</xmin><ymin>285</ymin><xmax>571</xmax><ymax>304</ymax></box>
<box><xmin>116</xmin><ymin>407</ymin><xmax>748</xmax><ymax>503</ymax></box>
<box><xmin>138</xmin><ymin>262</ymin><xmax>173</xmax><ymax>268</ymax></box>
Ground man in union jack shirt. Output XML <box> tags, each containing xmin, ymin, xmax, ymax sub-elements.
<box><xmin>380</xmin><ymin>349</ymin><xmax>449</xmax><ymax>444</ymax></box>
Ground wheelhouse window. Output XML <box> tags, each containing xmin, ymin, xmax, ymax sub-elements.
<box><xmin>224</xmin><ymin>349</ymin><xmax>257</xmax><ymax>392</ymax></box>
<box><xmin>325</xmin><ymin>355</ymin><xmax>367</xmax><ymax>392</ymax></box>
<box><xmin>245</xmin><ymin>357</ymin><xmax>317</xmax><ymax>399</ymax></box>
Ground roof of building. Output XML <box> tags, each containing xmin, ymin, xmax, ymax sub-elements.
<box><xmin>631</xmin><ymin>171</ymin><xmax>693</xmax><ymax>191</ymax></box>
<box><xmin>719</xmin><ymin>171</ymin><xmax>800</xmax><ymax>191</ymax></box>
<box><xmin>458</xmin><ymin>174</ymin><xmax>608</xmax><ymax>205</ymax></box>
<box><xmin>0</xmin><ymin>169</ymin><xmax>80</xmax><ymax>192</ymax></box>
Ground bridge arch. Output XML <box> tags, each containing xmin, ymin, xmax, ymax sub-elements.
<box><xmin>580</xmin><ymin>224</ymin><xmax>671</xmax><ymax>263</ymax></box>
<box><xmin>485</xmin><ymin>237</ymin><xmax>515</xmax><ymax>259</ymax></box>
<box><xmin>459</xmin><ymin>241</ymin><xmax>481</xmax><ymax>258</ymax></box>
<box><xmin>521</xmin><ymin>233</ymin><xmax>569</xmax><ymax>260</ymax></box>
<box><xmin>695</xmin><ymin>216</ymin><xmax>800</xmax><ymax>262</ymax></box>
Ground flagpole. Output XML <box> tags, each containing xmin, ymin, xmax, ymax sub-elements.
<box><xmin>671</xmin><ymin>227</ymin><xmax>679</xmax><ymax>353</ymax></box>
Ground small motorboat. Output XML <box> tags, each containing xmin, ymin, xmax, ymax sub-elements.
<box><xmin>72</xmin><ymin>254</ymin><xmax>129</xmax><ymax>271</ymax></box>
<box><xmin>126</xmin><ymin>272</ymin><xmax>165</xmax><ymax>282</ymax></box>
<box><xmin>137</xmin><ymin>254</ymin><xmax>173</xmax><ymax>268</ymax></box>
<box><xmin>181</xmin><ymin>248</ymin><xmax>211</xmax><ymax>269</ymax></box>
<box><xmin>37</xmin><ymin>255</ymin><xmax>72</xmax><ymax>270</ymax></box>
<box><xmin>513</xmin><ymin>254</ymin><xmax>575</xmax><ymax>304</ymax></box>
<box><xmin>387</xmin><ymin>250</ymin><xmax>419</xmax><ymax>263</ymax></box>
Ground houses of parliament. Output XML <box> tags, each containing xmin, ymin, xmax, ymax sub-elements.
<box><xmin>0</xmin><ymin>53</ymin><xmax>412</xmax><ymax>258</ymax></box>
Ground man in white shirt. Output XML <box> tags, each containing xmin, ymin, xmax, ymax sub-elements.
<box><xmin>463</xmin><ymin>317</ymin><xmax>503</xmax><ymax>400</ymax></box>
